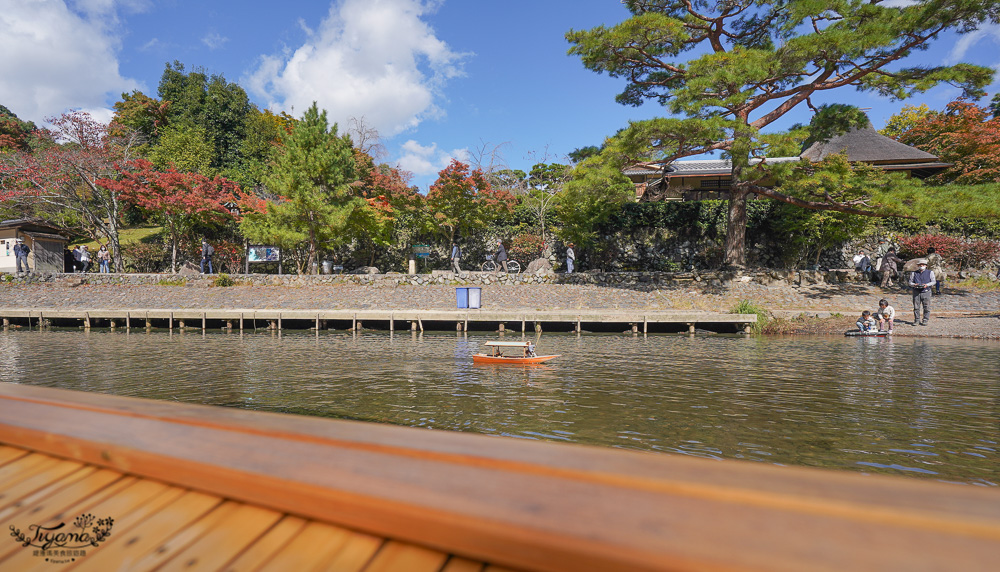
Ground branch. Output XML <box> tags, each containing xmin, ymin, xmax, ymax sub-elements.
<box><xmin>748</xmin><ymin>184</ymin><xmax>915</xmax><ymax>219</ymax></box>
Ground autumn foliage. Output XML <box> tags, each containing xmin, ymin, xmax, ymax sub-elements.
<box><xmin>895</xmin><ymin>100</ymin><xmax>1000</xmax><ymax>185</ymax></box>
<box><xmin>898</xmin><ymin>234</ymin><xmax>1000</xmax><ymax>271</ymax></box>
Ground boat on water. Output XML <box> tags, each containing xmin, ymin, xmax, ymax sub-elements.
<box><xmin>473</xmin><ymin>341</ymin><xmax>560</xmax><ymax>364</ymax></box>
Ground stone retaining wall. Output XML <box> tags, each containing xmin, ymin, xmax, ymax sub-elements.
<box><xmin>9</xmin><ymin>268</ymin><xmax>989</xmax><ymax>288</ymax></box>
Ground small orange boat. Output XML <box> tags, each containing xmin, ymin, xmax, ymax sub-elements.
<box><xmin>473</xmin><ymin>341</ymin><xmax>560</xmax><ymax>364</ymax></box>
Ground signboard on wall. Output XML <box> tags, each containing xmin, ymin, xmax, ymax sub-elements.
<box><xmin>412</xmin><ymin>244</ymin><xmax>431</xmax><ymax>258</ymax></box>
<box><xmin>248</xmin><ymin>246</ymin><xmax>280</xmax><ymax>263</ymax></box>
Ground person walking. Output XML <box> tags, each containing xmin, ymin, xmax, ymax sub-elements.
<box><xmin>201</xmin><ymin>239</ymin><xmax>214</xmax><ymax>274</ymax></box>
<box><xmin>97</xmin><ymin>245</ymin><xmax>111</xmax><ymax>273</ymax></box>
<box><xmin>566</xmin><ymin>243</ymin><xmax>576</xmax><ymax>274</ymax></box>
<box><xmin>496</xmin><ymin>240</ymin><xmax>508</xmax><ymax>273</ymax></box>
<box><xmin>926</xmin><ymin>247</ymin><xmax>946</xmax><ymax>295</ymax></box>
<box><xmin>908</xmin><ymin>261</ymin><xmax>936</xmax><ymax>326</ymax></box>
<box><xmin>79</xmin><ymin>245</ymin><xmax>91</xmax><ymax>272</ymax></box>
<box><xmin>13</xmin><ymin>238</ymin><xmax>30</xmax><ymax>273</ymax></box>
<box><xmin>450</xmin><ymin>242</ymin><xmax>462</xmax><ymax>273</ymax></box>
<box><xmin>879</xmin><ymin>247</ymin><xmax>903</xmax><ymax>288</ymax></box>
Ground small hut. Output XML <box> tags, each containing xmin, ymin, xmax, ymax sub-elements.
<box><xmin>0</xmin><ymin>219</ymin><xmax>69</xmax><ymax>273</ymax></box>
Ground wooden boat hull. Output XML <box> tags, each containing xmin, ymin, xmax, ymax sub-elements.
<box><xmin>473</xmin><ymin>353</ymin><xmax>560</xmax><ymax>364</ymax></box>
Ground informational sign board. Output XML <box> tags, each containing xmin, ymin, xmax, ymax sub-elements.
<box><xmin>412</xmin><ymin>244</ymin><xmax>431</xmax><ymax>259</ymax></box>
<box><xmin>248</xmin><ymin>246</ymin><xmax>281</xmax><ymax>263</ymax></box>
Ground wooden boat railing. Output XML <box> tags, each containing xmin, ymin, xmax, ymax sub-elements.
<box><xmin>1</xmin><ymin>382</ymin><xmax>998</xmax><ymax>571</ymax></box>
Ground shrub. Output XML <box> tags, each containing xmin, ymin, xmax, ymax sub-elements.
<box><xmin>898</xmin><ymin>234</ymin><xmax>1000</xmax><ymax>270</ymax></box>
<box><xmin>730</xmin><ymin>299</ymin><xmax>769</xmax><ymax>334</ymax></box>
<box><xmin>121</xmin><ymin>241</ymin><xmax>168</xmax><ymax>273</ymax></box>
<box><xmin>510</xmin><ymin>233</ymin><xmax>546</xmax><ymax>262</ymax></box>
<box><xmin>212</xmin><ymin>273</ymin><xmax>235</xmax><ymax>287</ymax></box>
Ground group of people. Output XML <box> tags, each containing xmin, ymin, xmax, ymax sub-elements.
<box><xmin>62</xmin><ymin>245</ymin><xmax>111</xmax><ymax>273</ymax></box>
<box><xmin>853</xmin><ymin>245</ymin><xmax>946</xmax><ymax>294</ymax></box>
<box><xmin>857</xmin><ymin>257</ymin><xmax>939</xmax><ymax>332</ymax></box>
<box><xmin>449</xmin><ymin>240</ymin><xmax>576</xmax><ymax>273</ymax></box>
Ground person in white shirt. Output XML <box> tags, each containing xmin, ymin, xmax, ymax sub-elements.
<box><xmin>566</xmin><ymin>243</ymin><xmax>575</xmax><ymax>274</ymax></box>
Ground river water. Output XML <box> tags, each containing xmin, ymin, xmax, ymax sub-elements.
<box><xmin>1</xmin><ymin>329</ymin><xmax>997</xmax><ymax>486</ymax></box>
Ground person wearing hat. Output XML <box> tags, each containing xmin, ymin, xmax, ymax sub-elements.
<box><xmin>908</xmin><ymin>260</ymin><xmax>936</xmax><ymax>326</ymax></box>
<box><xmin>13</xmin><ymin>238</ymin><xmax>30</xmax><ymax>273</ymax></box>
<box><xmin>566</xmin><ymin>242</ymin><xmax>576</xmax><ymax>274</ymax></box>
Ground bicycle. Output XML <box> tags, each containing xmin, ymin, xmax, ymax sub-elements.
<box><xmin>481</xmin><ymin>255</ymin><xmax>520</xmax><ymax>273</ymax></box>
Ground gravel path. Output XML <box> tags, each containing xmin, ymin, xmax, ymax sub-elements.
<box><xmin>2</xmin><ymin>280</ymin><xmax>998</xmax><ymax>338</ymax></box>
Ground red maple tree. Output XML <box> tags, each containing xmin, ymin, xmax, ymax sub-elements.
<box><xmin>102</xmin><ymin>159</ymin><xmax>240</xmax><ymax>273</ymax></box>
<box><xmin>895</xmin><ymin>100</ymin><xmax>1000</xmax><ymax>185</ymax></box>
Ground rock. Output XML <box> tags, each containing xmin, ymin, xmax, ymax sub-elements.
<box><xmin>526</xmin><ymin>258</ymin><xmax>555</xmax><ymax>276</ymax></box>
<box><xmin>353</xmin><ymin>266</ymin><xmax>380</xmax><ymax>275</ymax></box>
<box><xmin>177</xmin><ymin>262</ymin><xmax>200</xmax><ymax>276</ymax></box>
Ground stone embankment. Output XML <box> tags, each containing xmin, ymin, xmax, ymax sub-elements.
<box><xmin>3</xmin><ymin>269</ymin><xmax>998</xmax><ymax>338</ymax></box>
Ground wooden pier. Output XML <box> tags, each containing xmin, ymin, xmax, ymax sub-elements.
<box><xmin>1</xmin><ymin>383</ymin><xmax>999</xmax><ymax>571</ymax></box>
<box><xmin>0</xmin><ymin>308</ymin><xmax>757</xmax><ymax>333</ymax></box>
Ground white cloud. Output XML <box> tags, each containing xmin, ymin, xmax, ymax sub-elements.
<box><xmin>948</xmin><ymin>24</ymin><xmax>1000</xmax><ymax>63</ymax></box>
<box><xmin>395</xmin><ymin>139</ymin><xmax>468</xmax><ymax>177</ymax></box>
<box><xmin>202</xmin><ymin>32</ymin><xmax>229</xmax><ymax>50</ymax></box>
<box><xmin>246</xmin><ymin>0</ymin><xmax>467</xmax><ymax>136</ymax></box>
<box><xmin>0</xmin><ymin>0</ymin><xmax>140</xmax><ymax>124</ymax></box>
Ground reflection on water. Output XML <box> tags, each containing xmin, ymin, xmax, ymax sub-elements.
<box><xmin>2</xmin><ymin>329</ymin><xmax>998</xmax><ymax>486</ymax></box>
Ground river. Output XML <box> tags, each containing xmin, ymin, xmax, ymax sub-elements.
<box><xmin>1</xmin><ymin>329</ymin><xmax>997</xmax><ymax>486</ymax></box>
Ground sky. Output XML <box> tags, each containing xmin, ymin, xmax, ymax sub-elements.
<box><xmin>2</xmin><ymin>0</ymin><xmax>1000</xmax><ymax>190</ymax></box>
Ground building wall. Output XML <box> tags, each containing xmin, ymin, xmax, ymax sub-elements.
<box><xmin>0</xmin><ymin>230</ymin><xmax>67</xmax><ymax>273</ymax></box>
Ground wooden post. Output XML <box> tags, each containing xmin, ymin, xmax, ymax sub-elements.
<box><xmin>418</xmin><ymin>318</ymin><xmax>424</xmax><ymax>332</ymax></box>
<box><xmin>534</xmin><ymin>322</ymin><xmax>542</xmax><ymax>333</ymax></box>
<box><xmin>688</xmin><ymin>323</ymin><xmax>695</xmax><ymax>334</ymax></box>
<box><xmin>269</xmin><ymin>320</ymin><xmax>276</xmax><ymax>331</ymax></box>
<box><xmin>316</xmin><ymin>316</ymin><xmax>320</xmax><ymax>331</ymax></box>
<box><xmin>744</xmin><ymin>323</ymin><xmax>752</xmax><ymax>334</ymax></box>
<box><xmin>240</xmin><ymin>313</ymin><xmax>244</xmax><ymax>331</ymax></box>
<box><xmin>2</xmin><ymin>317</ymin><xmax>8</xmax><ymax>329</ymax></box>
<box><xmin>456</xmin><ymin>321</ymin><xmax>463</xmax><ymax>331</ymax></box>
<box><xmin>499</xmin><ymin>323</ymin><xmax>505</xmax><ymax>333</ymax></box>
<box><xmin>576</xmin><ymin>317</ymin><xmax>581</xmax><ymax>334</ymax></box>
<box><xmin>352</xmin><ymin>314</ymin><xmax>357</xmax><ymax>331</ymax></box>
<box><xmin>84</xmin><ymin>312</ymin><xmax>91</xmax><ymax>330</ymax></box>
<box><xmin>356</xmin><ymin>321</ymin><xmax>362</xmax><ymax>331</ymax></box>
<box><xmin>411</xmin><ymin>321</ymin><xmax>417</xmax><ymax>331</ymax></box>
<box><xmin>521</xmin><ymin>319</ymin><xmax>525</xmax><ymax>333</ymax></box>
<box><xmin>631</xmin><ymin>323</ymin><xmax>638</xmax><ymax>334</ymax></box>
<box><xmin>179</xmin><ymin>320</ymin><xmax>185</xmax><ymax>329</ymax></box>
<box><xmin>643</xmin><ymin>316</ymin><xmax>648</xmax><ymax>334</ymax></box>
<box><xmin>278</xmin><ymin>313</ymin><xmax>282</xmax><ymax>331</ymax></box>
<box><xmin>126</xmin><ymin>312</ymin><xmax>131</xmax><ymax>330</ymax></box>
<box><xmin>145</xmin><ymin>312</ymin><xmax>151</xmax><ymax>330</ymax></box>
<box><xmin>464</xmin><ymin>315</ymin><xmax>468</xmax><ymax>332</ymax></box>
<box><xmin>389</xmin><ymin>313</ymin><xmax>394</xmax><ymax>332</ymax></box>
<box><xmin>169</xmin><ymin>313</ymin><xmax>173</xmax><ymax>331</ymax></box>
<box><xmin>110</xmin><ymin>319</ymin><xmax>116</xmax><ymax>330</ymax></box>
<box><xmin>227</xmin><ymin>320</ymin><xmax>233</xmax><ymax>331</ymax></box>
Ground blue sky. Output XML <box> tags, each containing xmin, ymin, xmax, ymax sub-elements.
<box><xmin>2</xmin><ymin>0</ymin><xmax>999</xmax><ymax>189</ymax></box>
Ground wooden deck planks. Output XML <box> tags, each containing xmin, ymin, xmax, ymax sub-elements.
<box><xmin>154</xmin><ymin>502</ymin><xmax>283</xmax><ymax>572</ymax></box>
<box><xmin>362</xmin><ymin>542</ymin><xmax>449</xmax><ymax>572</ymax></box>
<box><xmin>217</xmin><ymin>515</ymin><xmax>308</xmax><ymax>572</ymax></box>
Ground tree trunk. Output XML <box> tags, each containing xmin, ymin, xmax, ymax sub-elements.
<box><xmin>723</xmin><ymin>183</ymin><xmax>750</xmax><ymax>269</ymax></box>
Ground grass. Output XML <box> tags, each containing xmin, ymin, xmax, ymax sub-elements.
<box><xmin>212</xmin><ymin>274</ymin><xmax>236</xmax><ymax>287</ymax></box>
<box><xmin>953</xmin><ymin>276</ymin><xmax>1000</xmax><ymax>291</ymax></box>
<box><xmin>72</xmin><ymin>226</ymin><xmax>164</xmax><ymax>249</ymax></box>
<box><xmin>730</xmin><ymin>299</ymin><xmax>769</xmax><ymax>335</ymax></box>
<box><xmin>156</xmin><ymin>278</ymin><xmax>187</xmax><ymax>286</ymax></box>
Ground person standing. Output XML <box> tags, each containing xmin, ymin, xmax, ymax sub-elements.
<box><xmin>450</xmin><ymin>242</ymin><xmax>462</xmax><ymax>273</ymax></box>
<box><xmin>13</xmin><ymin>238</ymin><xmax>30</xmax><ymax>273</ymax></box>
<box><xmin>97</xmin><ymin>245</ymin><xmax>111</xmax><ymax>273</ymax></box>
<box><xmin>879</xmin><ymin>247</ymin><xmax>903</xmax><ymax>288</ymax></box>
<box><xmin>926</xmin><ymin>247</ymin><xmax>946</xmax><ymax>295</ymax></box>
<box><xmin>496</xmin><ymin>240</ymin><xmax>508</xmax><ymax>273</ymax></box>
<box><xmin>72</xmin><ymin>245</ymin><xmax>82</xmax><ymax>272</ymax></box>
<box><xmin>79</xmin><ymin>245</ymin><xmax>91</xmax><ymax>272</ymax></box>
<box><xmin>908</xmin><ymin>261</ymin><xmax>936</xmax><ymax>326</ymax></box>
<box><xmin>201</xmin><ymin>239</ymin><xmax>214</xmax><ymax>274</ymax></box>
<box><xmin>566</xmin><ymin>243</ymin><xmax>576</xmax><ymax>274</ymax></box>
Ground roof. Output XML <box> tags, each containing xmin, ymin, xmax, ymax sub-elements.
<box><xmin>0</xmin><ymin>218</ymin><xmax>67</xmax><ymax>237</ymax></box>
<box><xmin>800</xmin><ymin>125</ymin><xmax>939</xmax><ymax>163</ymax></box>
<box><xmin>664</xmin><ymin>157</ymin><xmax>801</xmax><ymax>178</ymax></box>
<box><xmin>622</xmin><ymin>162</ymin><xmax>663</xmax><ymax>176</ymax></box>
<box><xmin>484</xmin><ymin>341</ymin><xmax>533</xmax><ymax>347</ymax></box>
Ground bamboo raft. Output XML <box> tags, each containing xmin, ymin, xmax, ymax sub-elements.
<box><xmin>1</xmin><ymin>383</ymin><xmax>999</xmax><ymax>571</ymax></box>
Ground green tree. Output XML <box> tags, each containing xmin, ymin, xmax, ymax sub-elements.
<box><xmin>525</xmin><ymin>162</ymin><xmax>571</xmax><ymax>243</ymax></box>
<box><xmin>239</xmin><ymin>103</ymin><xmax>360</xmax><ymax>274</ymax></box>
<box><xmin>880</xmin><ymin>104</ymin><xmax>933</xmax><ymax>139</ymax></box>
<box><xmin>554</xmin><ymin>156</ymin><xmax>633</xmax><ymax>253</ymax></box>
<box><xmin>567</xmin><ymin>1</ymin><xmax>998</xmax><ymax>267</ymax></box>
<box><xmin>147</xmin><ymin>123</ymin><xmax>215</xmax><ymax>174</ymax></box>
